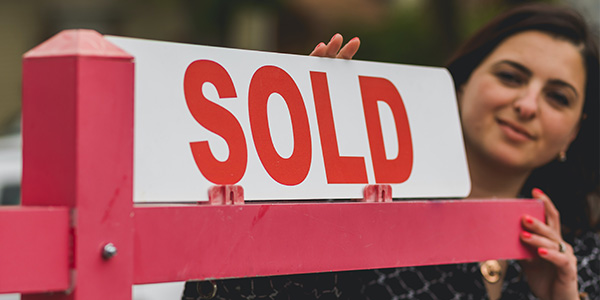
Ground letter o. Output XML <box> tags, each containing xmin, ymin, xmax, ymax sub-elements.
<box><xmin>248</xmin><ymin>66</ymin><xmax>312</xmax><ymax>186</ymax></box>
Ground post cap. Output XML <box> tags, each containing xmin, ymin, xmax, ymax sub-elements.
<box><xmin>24</xmin><ymin>29</ymin><xmax>132</xmax><ymax>59</ymax></box>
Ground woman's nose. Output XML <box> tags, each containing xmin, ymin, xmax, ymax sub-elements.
<box><xmin>512</xmin><ymin>86</ymin><xmax>541</xmax><ymax>119</ymax></box>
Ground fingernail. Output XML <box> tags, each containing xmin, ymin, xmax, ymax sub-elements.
<box><xmin>315</xmin><ymin>42</ymin><xmax>325</xmax><ymax>50</ymax></box>
<box><xmin>532</xmin><ymin>188</ymin><xmax>544</xmax><ymax>197</ymax></box>
<box><xmin>525</xmin><ymin>215</ymin><xmax>535</xmax><ymax>225</ymax></box>
<box><xmin>522</xmin><ymin>231</ymin><xmax>532</xmax><ymax>238</ymax></box>
<box><xmin>538</xmin><ymin>247</ymin><xmax>548</xmax><ymax>255</ymax></box>
<box><xmin>330</xmin><ymin>33</ymin><xmax>341</xmax><ymax>42</ymax></box>
<box><xmin>350</xmin><ymin>37</ymin><xmax>360</xmax><ymax>42</ymax></box>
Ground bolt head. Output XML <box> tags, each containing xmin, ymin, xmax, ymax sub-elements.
<box><xmin>102</xmin><ymin>243</ymin><xmax>118</xmax><ymax>259</ymax></box>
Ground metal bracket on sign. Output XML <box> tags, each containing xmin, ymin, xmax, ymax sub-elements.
<box><xmin>362</xmin><ymin>184</ymin><xmax>392</xmax><ymax>202</ymax></box>
<box><xmin>208</xmin><ymin>185</ymin><xmax>245</xmax><ymax>205</ymax></box>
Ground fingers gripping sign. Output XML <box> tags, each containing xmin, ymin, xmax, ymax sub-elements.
<box><xmin>310</xmin><ymin>33</ymin><xmax>360</xmax><ymax>59</ymax></box>
<box><xmin>520</xmin><ymin>188</ymin><xmax>579</xmax><ymax>300</ymax></box>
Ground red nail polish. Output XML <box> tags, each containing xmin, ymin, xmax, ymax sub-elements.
<box><xmin>525</xmin><ymin>216</ymin><xmax>534</xmax><ymax>224</ymax></box>
<box><xmin>532</xmin><ymin>188</ymin><xmax>544</xmax><ymax>197</ymax></box>
<box><xmin>522</xmin><ymin>231</ymin><xmax>532</xmax><ymax>238</ymax></box>
<box><xmin>538</xmin><ymin>248</ymin><xmax>548</xmax><ymax>255</ymax></box>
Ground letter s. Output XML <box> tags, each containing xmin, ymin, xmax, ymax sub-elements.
<box><xmin>183</xmin><ymin>60</ymin><xmax>247</xmax><ymax>184</ymax></box>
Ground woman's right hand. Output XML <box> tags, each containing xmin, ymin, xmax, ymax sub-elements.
<box><xmin>519</xmin><ymin>188</ymin><xmax>579</xmax><ymax>300</ymax></box>
<box><xmin>310</xmin><ymin>33</ymin><xmax>360</xmax><ymax>59</ymax></box>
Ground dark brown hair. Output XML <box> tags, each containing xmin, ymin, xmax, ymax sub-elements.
<box><xmin>446</xmin><ymin>3</ymin><xmax>600</xmax><ymax>232</ymax></box>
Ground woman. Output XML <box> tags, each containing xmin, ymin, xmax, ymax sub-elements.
<box><xmin>183</xmin><ymin>4</ymin><xmax>599</xmax><ymax>299</ymax></box>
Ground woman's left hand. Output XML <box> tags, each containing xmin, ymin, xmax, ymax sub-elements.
<box><xmin>519</xmin><ymin>188</ymin><xmax>579</xmax><ymax>300</ymax></box>
<box><xmin>309</xmin><ymin>33</ymin><xmax>360</xmax><ymax>59</ymax></box>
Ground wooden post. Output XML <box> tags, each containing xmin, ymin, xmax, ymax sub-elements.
<box><xmin>21</xmin><ymin>29</ymin><xmax>134</xmax><ymax>300</ymax></box>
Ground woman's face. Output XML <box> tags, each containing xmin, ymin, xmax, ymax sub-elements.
<box><xmin>459</xmin><ymin>30</ymin><xmax>586</xmax><ymax>171</ymax></box>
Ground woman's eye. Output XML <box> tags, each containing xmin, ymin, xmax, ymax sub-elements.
<box><xmin>495</xmin><ymin>71</ymin><xmax>523</xmax><ymax>85</ymax></box>
<box><xmin>547</xmin><ymin>91</ymin><xmax>570</xmax><ymax>107</ymax></box>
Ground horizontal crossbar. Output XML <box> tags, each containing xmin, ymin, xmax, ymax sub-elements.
<box><xmin>0</xmin><ymin>200</ymin><xmax>544</xmax><ymax>293</ymax></box>
<box><xmin>133</xmin><ymin>199</ymin><xmax>543</xmax><ymax>284</ymax></box>
<box><xmin>0</xmin><ymin>207</ymin><xmax>71</xmax><ymax>294</ymax></box>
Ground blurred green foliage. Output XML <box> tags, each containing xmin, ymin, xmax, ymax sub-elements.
<box><xmin>180</xmin><ymin>0</ymin><xmax>557</xmax><ymax>67</ymax></box>
<box><xmin>340</xmin><ymin>0</ymin><xmax>555</xmax><ymax>66</ymax></box>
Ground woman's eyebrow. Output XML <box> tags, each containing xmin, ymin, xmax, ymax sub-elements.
<box><xmin>495</xmin><ymin>60</ymin><xmax>532</xmax><ymax>77</ymax></box>
<box><xmin>548</xmin><ymin>79</ymin><xmax>580</xmax><ymax>99</ymax></box>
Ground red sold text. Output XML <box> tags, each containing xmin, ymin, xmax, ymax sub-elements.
<box><xmin>184</xmin><ymin>60</ymin><xmax>413</xmax><ymax>186</ymax></box>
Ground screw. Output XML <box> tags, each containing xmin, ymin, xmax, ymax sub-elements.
<box><xmin>102</xmin><ymin>243</ymin><xmax>118</xmax><ymax>260</ymax></box>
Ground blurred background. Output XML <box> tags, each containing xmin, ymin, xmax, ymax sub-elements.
<box><xmin>0</xmin><ymin>0</ymin><xmax>597</xmax><ymax>299</ymax></box>
<box><xmin>0</xmin><ymin>0</ymin><xmax>598</xmax><ymax>138</ymax></box>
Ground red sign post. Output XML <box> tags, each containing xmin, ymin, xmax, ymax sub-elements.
<box><xmin>0</xmin><ymin>30</ymin><xmax>544</xmax><ymax>299</ymax></box>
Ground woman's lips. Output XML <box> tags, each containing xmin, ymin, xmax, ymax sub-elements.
<box><xmin>496</xmin><ymin>118</ymin><xmax>535</xmax><ymax>142</ymax></box>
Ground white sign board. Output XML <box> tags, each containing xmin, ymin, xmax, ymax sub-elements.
<box><xmin>106</xmin><ymin>36</ymin><xmax>470</xmax><ymax>202</ymax></box>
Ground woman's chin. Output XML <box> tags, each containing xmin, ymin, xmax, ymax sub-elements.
<box><xmin>469</xmin><ymin>146</ymin><xmax>539</xmax><ymax>173</ymax></box>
